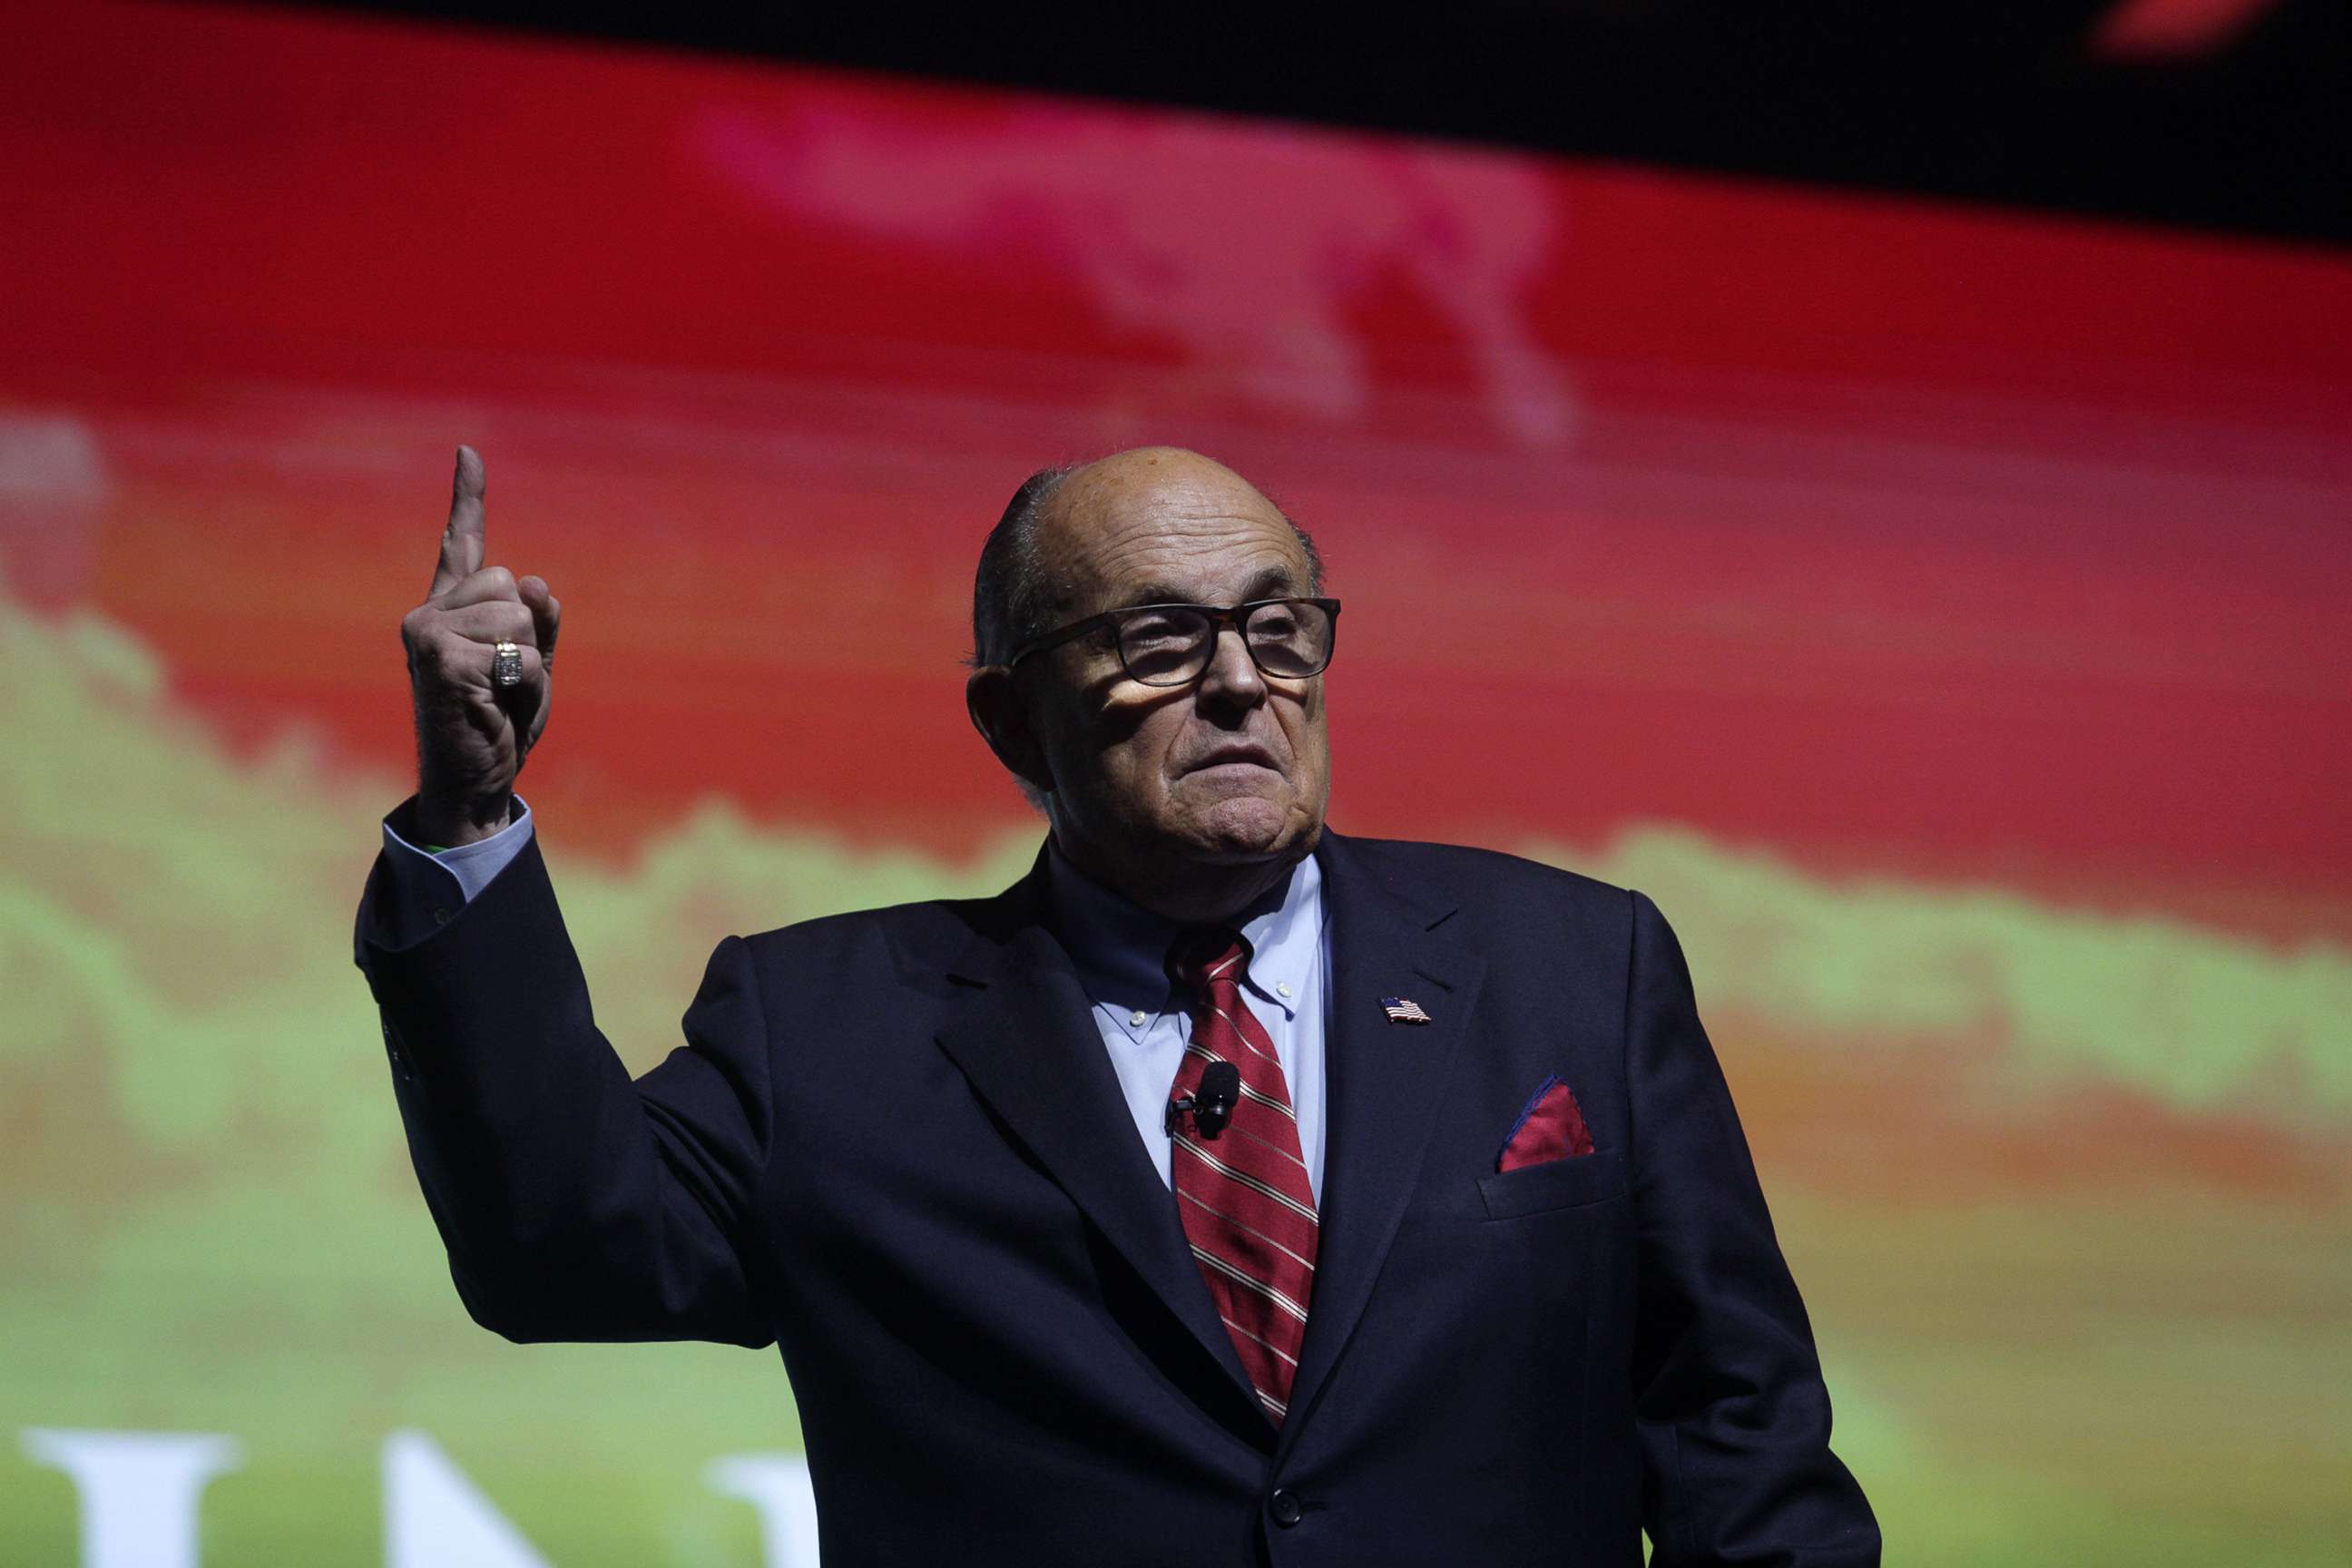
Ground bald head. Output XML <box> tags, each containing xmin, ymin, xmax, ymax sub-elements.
<box><xmin>970</xmin><ymin>447</ymin><xmax>1321</xmax><ymax>668</ymax></box>
<box><xmin>1055</xmin><ymin>446</ymin><xmax>1262</xmax><ymax>518</ymax></box>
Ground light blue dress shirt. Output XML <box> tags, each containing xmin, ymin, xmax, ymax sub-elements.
<box><xmin>1044</xmin><ymin>843</ymin><xmax>1328</xmax><ymax>1201</ymax></box>
<box><xmin>377</xmin><ymin>806</ymin><xmax>1329</xmax><ymax>1200</ymax></box>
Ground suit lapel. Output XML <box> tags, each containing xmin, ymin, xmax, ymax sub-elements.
<box><xmin>934</xmin><ymin>858</ymin><xmax>1269</xmax><ymax>1441</ymax></box>
<box><xmin>1279</xmin><ymin>831</ymin><xmax>1485</xmax><ymax>1460</ymax></box>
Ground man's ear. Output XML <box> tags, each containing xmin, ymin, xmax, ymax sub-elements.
<box><xmin>965</xmin><ymin>665</ymin><xmax>1054</xmax><ymax>795</ymax></box>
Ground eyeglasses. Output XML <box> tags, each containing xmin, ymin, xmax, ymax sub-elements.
<box><xmin>1004</xmin><ymin>596</ymin><xmax>1342</xmax><ymax>688</ymax></box>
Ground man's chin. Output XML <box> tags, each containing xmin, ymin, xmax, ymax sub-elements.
<box><xmin>1181</xmin><ymin>794</ymin><xmax>1316</xmax><ymax>863</ymax></box>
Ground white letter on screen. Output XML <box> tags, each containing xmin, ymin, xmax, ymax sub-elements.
<box><xmin>706</xmin><ymin>1453</ymin><xmax>820</xmax><ymax>1567</ymax></box>
<box><xmin>20</xmin><ymin>1428</ymin><xmax>243</xmax><ymax>1568</ymax></box>
<box><xmin>383</xmin><ymin>1428</ymin><xmax>552</xmax><ymax>1568</ymax></box>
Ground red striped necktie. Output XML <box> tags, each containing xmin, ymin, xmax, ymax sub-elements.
<box><xmin>1165</xmin><ymin>926</ymin><xmax>1318</xmax><ymax>1426</ymax></box>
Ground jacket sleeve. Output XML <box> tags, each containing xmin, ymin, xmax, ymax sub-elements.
<box><xmin>354</xmin><ymin>828</ymin><xmax>775</xmax><ymax>1348</ymax></box>
<box><xmin>1625</xmin><ymin>889</ymin><xmax>1880</xmax><ymax>1566</ymax></box>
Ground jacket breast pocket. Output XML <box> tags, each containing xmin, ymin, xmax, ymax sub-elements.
<box><xmin>1476</xmin><ymin>1147</ymin><xmax>1627</xmax><ymax>1220</ymax></box>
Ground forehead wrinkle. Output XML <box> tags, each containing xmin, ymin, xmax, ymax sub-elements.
<box><xmin>1084</xmin><ymin>534</ymin><xmax>1303</xmax><ymax>612</ymax></box>
<box><xmin>1112</xmin><ymin>564</ymin><xmax>1299</xmax><ymax>611</ymax></box>
<box><xmin>1055</xmin><ymin>512</ymin><xmax>1300</xmax><ymax>602</ymax></box>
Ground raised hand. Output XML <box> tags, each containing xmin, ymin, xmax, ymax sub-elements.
<box><xmin>399</xmin><ymin>446</ymin><xmax>563</xmax><ymax>847</ymax></box>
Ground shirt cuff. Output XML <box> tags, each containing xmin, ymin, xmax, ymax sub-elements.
<box><xmin>376</xmin><ymin>797</ymin><xmax>535</xmax><ymax>943</ymax></box>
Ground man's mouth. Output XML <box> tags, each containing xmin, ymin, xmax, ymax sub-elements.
<box><xmin>1183</xmin><ymin>742</ymin><xmax>1281</xmax><ymax>774</ymax></box>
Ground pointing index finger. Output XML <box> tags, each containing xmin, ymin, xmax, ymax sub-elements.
<box><xmin>430</xmin><ymin>445</ymin><xmax>487</xmax><ymax>599</ymax></box>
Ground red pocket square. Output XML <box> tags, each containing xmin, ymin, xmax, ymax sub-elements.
<box><xmin>1496</xmin><ymin>1073</ymin><xmax>1595</xmax><ymax>1171</ymax></box>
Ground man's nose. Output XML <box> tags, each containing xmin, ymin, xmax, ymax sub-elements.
<box><xmin>1195</xmin><ymin>624</ymin><xmax>1268</xmax><ymax>709</ymax></box>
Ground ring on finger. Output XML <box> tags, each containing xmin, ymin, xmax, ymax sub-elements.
<box><xmin>492</xmin><ymin>640</ymin><xmax>524</xmax><ymax>687</ymax></box>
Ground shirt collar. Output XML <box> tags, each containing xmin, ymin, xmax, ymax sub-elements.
<box><xmin>1044</xmin><ymin>839</ymin><xmax>1322</xmax><ymax>1041</ymax></box>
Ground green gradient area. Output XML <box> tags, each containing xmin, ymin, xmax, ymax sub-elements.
<box><xmin>1546</xmin><ymin>827</ymin><xmax>2352</xmax><ymax>1123</ymax></box>
<box><xmin>5</xmin><ymin>584</ymin><xmax>2348</xmax><ymax>1563</ymax></box>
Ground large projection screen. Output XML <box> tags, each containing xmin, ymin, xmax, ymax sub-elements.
<box><xmin>3</xmin><ymin>4</ymin><xmax>2347</xmax><ymax>1563</ymax></box>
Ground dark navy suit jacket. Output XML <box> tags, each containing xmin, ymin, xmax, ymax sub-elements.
<box><xmin>355</xmin><ymin>825</ymin><xmax>1879</xmax><ymax>1566</ymax></box>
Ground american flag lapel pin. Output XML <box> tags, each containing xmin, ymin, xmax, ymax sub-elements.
<box><xmin>1380</xmin><ymin>995</ymin><xmax>1434</xmax><ymax>1025</ymax></box>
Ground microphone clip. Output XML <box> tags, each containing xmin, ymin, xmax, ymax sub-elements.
<box><xmin>1166</xmin><ymin>1063</ymin><xmax>1240</xmax><ymax>1141</ymax></box>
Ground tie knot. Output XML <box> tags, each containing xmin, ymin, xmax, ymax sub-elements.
<box><xmin>1167</xmin><ymin>926</ymin><xmax>1250</xmax><ymax>994</ymax></box>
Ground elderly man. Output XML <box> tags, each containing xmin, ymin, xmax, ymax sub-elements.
<box><xmin>356</xmin><ymin>445</ymin><xmax>1879</xmax><ymax>1565</ymax></box>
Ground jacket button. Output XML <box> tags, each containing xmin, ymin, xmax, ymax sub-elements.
<box><xmin>1267</xmin><ymin>1489</ymin><xmax>1303</xmax><ymax>1527</ymax></box>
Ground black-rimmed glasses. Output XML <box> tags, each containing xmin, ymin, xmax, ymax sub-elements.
<box><xmin>1004</xmin><ymin>597</ymin><xmax>1341</xmax><ymax>687</ymax></box>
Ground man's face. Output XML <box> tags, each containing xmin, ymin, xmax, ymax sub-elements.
<box><xmin>1018</xmin><ymin>449</ymin><xmax>1330</xmax><ymax>888</ymax></box>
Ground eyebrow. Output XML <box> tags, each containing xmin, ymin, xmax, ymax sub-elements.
<box><xmin>1114</xmin><ymin>568</ymin><xmax>1302</xmax><ymax>611</ymax></box>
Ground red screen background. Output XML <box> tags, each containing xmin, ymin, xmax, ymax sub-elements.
<box><xmin>2</xmin><ymin>4</ymin><xmax>2347</xmax><ymax>1562</ymax></box>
